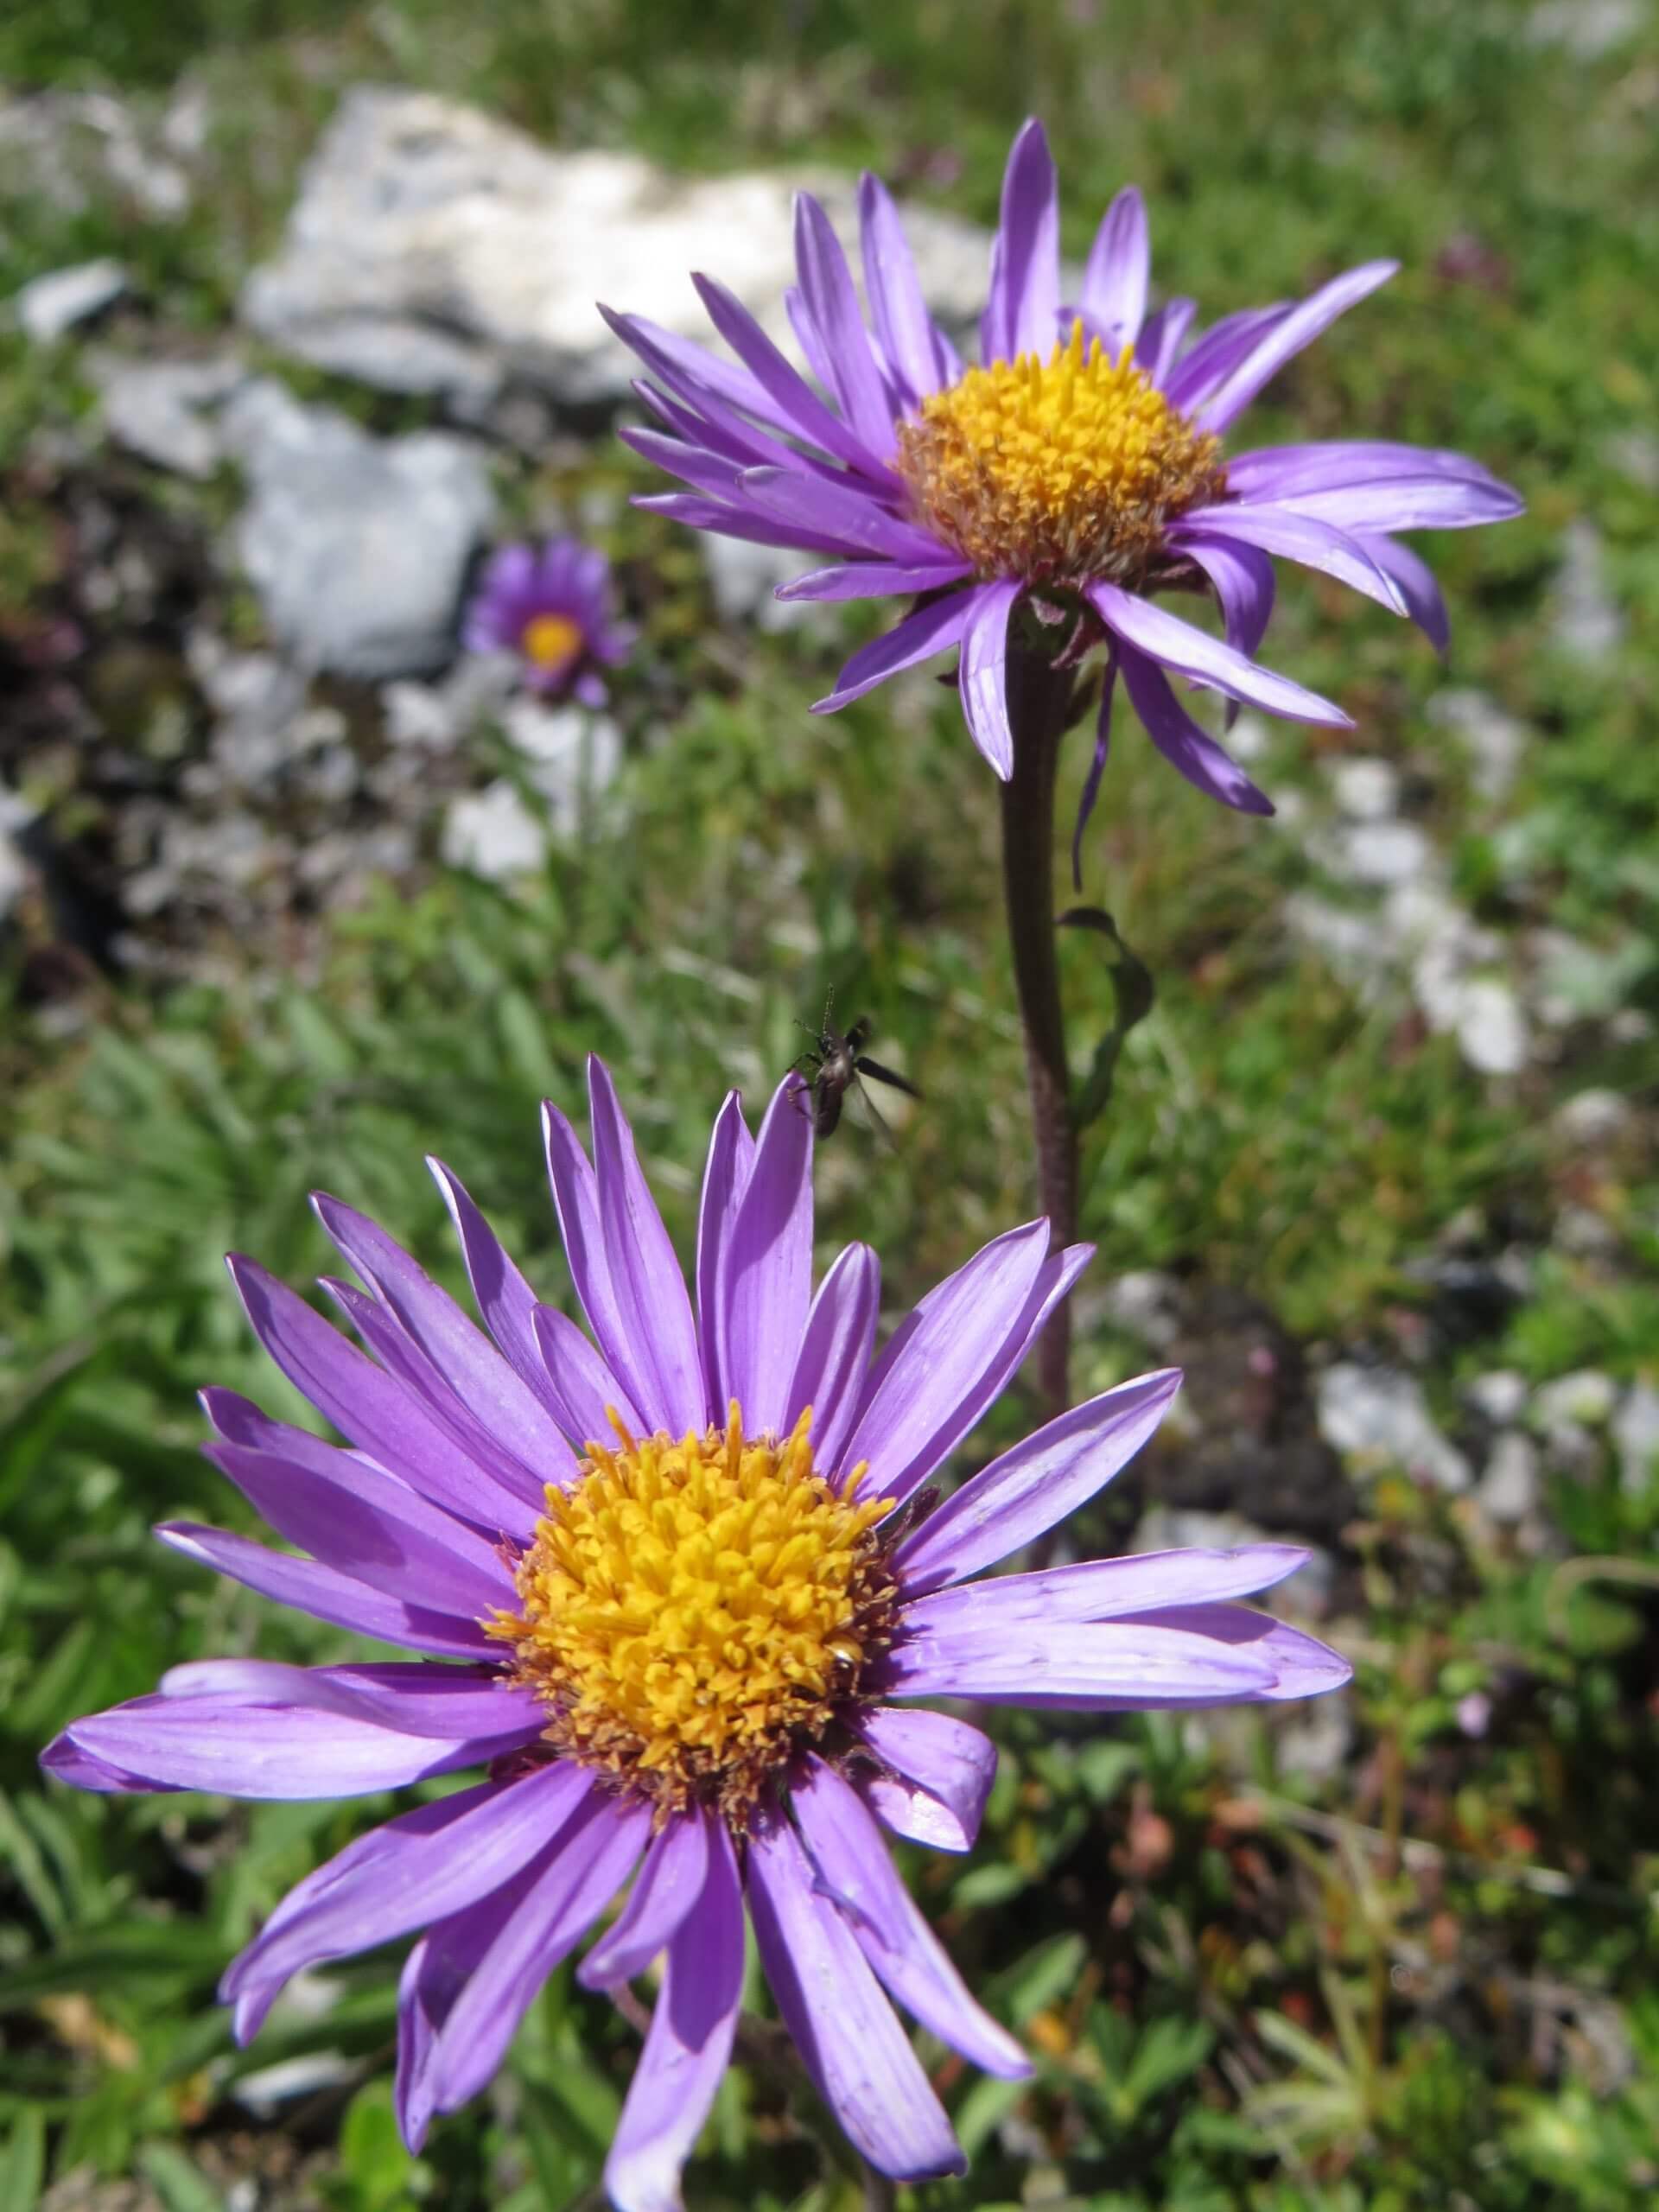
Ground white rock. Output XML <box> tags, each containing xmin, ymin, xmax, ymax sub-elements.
<box><xmin>1334</xmin><ymin>819</ymin><xmax>1432</xmax><ymax>887</ymax></box>
<box><xmin>1274</xmin><ymin>1694</ymin><xmax>1355</xmax><ymax>1783</ymax></box>
<box><xmin>1097</xmin><ymin>1269</ymin><xmax>1185</xmax><ymax>1352</ymax></box>
<box><xmin>442</xmin><ymin>780</ymin><xmax>547</xmax><ymax>878</ymax></box>
<box><xmin>14</xmin><ymin>256</ymin><xmax>127</xmax><ymax>342</ymax></box>
<box><xmin>1612</xmin><ymin>1382</ymin><xmax>1659</xmax><ymax>1494</ymax></box>
<box><xmin>1534</xmin><ymin>1370</ymin><xmax>1618</xmax><ymax>1433</ymax></box>
<box><xmin>501</xmin><ymin>699</ymin><xmax>623</xmax><ymax>835</ymax></box>
<box><xmin>1424</xmin><ymin>687</ymin><xmax>1528</xmax><ymax>804</ymax></box>
<box><xmin>221</xmin><ymin>378</ymin><xmax>495</xmax><ymax>678</ymax></box>
<box><xmin>1477</xmin><ymin>1431</ymin><xmax>1542</xmax><ymax>1522</ymax></box>
<box><xmin>1452</xmin><ymin>977</ymin><xmax>1529</xmax><ymax>1076</ymax></box>
<box><xmin>1548</xmin><ymin>519</ymin><xmax>1624</xmax><ymax>662</ymax></box>
<box><xmin>243</xmin><ymin>86</ymin><xmax>995</xmax><ymax>410</ymax></box>
<box><xmin>0</xmin><ymin>787</ymin><xmax>35</xmax><ymax>919</ymax></box>
<box><xmin>1526</xmin><ymin>0</ymin><xmax>1643</xmax><ymax>57</ymax></box>
<box><xmin>94</xmin><ymin>350</ymin><xmax>246</xmax><ymax>478</ymax></box>
<box><xmin>1554</xmin><ymin>1088</ymin><xmax>1633</xmax><ymax>1147</ymax></box>
<box><xmin>1224</xmin><ymin>712</ymin><xmax>1272</xmax><ymax>763</ymax></box>
<box><xmin>1317</xmin><ymin>1362</ymin><xmax>1471</xmax><ymax>1491</ymax></box>
<box><xmin>702</xmin><ymin>534</ymin><xmax>830</xmax><ymax>634</ymax></box>
<box><xmin>1466</xmin><ymin>1370</ymin><xmax>1530</xmax><ymax>1425</ymax></box>
<box><xmin>1329</xmin><ymin>757</ymin><xmax>1400</xmax><ymax>822</ymax></box>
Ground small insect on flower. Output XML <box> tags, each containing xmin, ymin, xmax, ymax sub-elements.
<box><xmin>464</xmin><ymin>536</ymin><xmax>633</xmax><ymax>702</ymax></box>
<box><xmin>790</xmin><ymin>994</ymin><xmax>922</xmax><ymax>1140</ymax></box>
<box><xmin>42</xmin><ymin>1066</ymin><xmax>1350</xmax><ymax>2211</ymax></box>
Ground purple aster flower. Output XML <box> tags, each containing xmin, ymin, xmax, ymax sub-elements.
<box><xmin>42</xmin><ymin>1065</ymin><xmax>1348</xmax><ymax>2208</ymax></box>
<box><xmin>464</xmin><ymin>536</ymin><xmax>632</xmax><ymax>702</ymax></box>
<box><xmin>605</xmin><ymin>119</ymin><xmax>1522</xmax><ymax>840</ymax></box>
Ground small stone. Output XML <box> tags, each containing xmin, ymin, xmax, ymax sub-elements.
<box><xmin>501</xmin><ymin>699</ymin><xmax>624</xmax><ymax>835</ymax></box>
<box><xmin>1452</xmin><ymin>977</ymin><xmax>1529</xmax><ymax>1076</ymax></box>
<box><xmin>14</xmin><ymin>257</ymin><xmax>127</xmax><ymax>343</ymax></box>
<box><xmin>1097</xmin><ymin>1269</ymin><xmax>1185</xmax><ymax>1351</ymax></box>
<box><xmin>1553</xmin><ymin>1088</ymin><xmax>1632</xmax><ymax>1148</ymax></box>
<box><xmin>441</xmin><ymin>781</ymin><xmax>547</xmax><ymax>879</ymax></box>
<box><xmin>222</xmin><ymin>378</ymin><xmax>495</xmax><ymax>679</ymax></box>
<box><xmin>1424</xmin><ymin>687</ymin><xmax>1527</xmax><ymax>804</ymax></box>
<box><xmin>1465</xmin><ymin>1369</ymin><xmax>1529</xmax><ymax>1426</ymax></box>
<box><xmin>1526</xmin><ymin>0</ymin><xmax>1643</xmax><ymax>57</ymax></box>
<box><xmin>1329</xmin><ymin>756</ymin><xmax>1400</xmax><ymax>821</ymax></box>
<box><xmin>1554</xmin><ymin>1203</ymin><xmax>1619</xmax><ymax>1259</ymax></box>
<box><xmin>1603</xmin><ymin>428</ymin><xmax>1659</xmax><ymax>494</ymax></box>
<box><xmin>702</xmin><ymin>534</ymin><xmax>829</xmax><ymax>634</ymax></box>
<box><xmin>1533</xmin><ymin>1370</ymin><xmax>1618</xmax><ymax>1433</ymax></box>
<box><xmin>1317</xmin><ymin>1362</ymin><xmax>1471</xmax><ymax>1491</ymax></box>
<box><xmin>1477</xmin><ymin>1431</ymin><xmax>1542</xmax><ymax>1523</ymax></box>
<box><xmin>0</xmin><ymin>788</ymin><xmax>35</xmax><ymax>919</ymax></box>
<box><xmin>1336</xmin><ymin>819</ymin><xmax>1433</xmax><ymax>888</ymax></box>
<box><xmin>94</xmin><ymin>350</ymin><xmax>246</xmax><ymax>479</ymax></box>
<box><xmin>1611</xmin><ymin>1381</ymin><xmax>1659</xmax><ymax>1495</ymax></box>
<box><xmin>1548</xmin><ymin>519</ymin><xmax>1624</xmax><ymax>663</ymax></box>
<box><xmin>1274</xmin><ymin>1694</ymin><xmax>1354</xmax><ymax>1783</ymax></box>
<box><xmin>1224</xmin><ymin>712</ymin><xmax>1271</xmax><ymax>763</ymax></box>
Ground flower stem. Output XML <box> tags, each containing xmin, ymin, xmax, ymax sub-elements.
<box><xmin>999</xmin><ymin>639</ymin><xmax>1080</xmax><ymax>1414</ymax></box>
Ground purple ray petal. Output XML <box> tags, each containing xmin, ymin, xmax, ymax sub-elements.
<box><xmin>1071</xmin><ymin>648</ymin><xmax>1117</xmax><ymax>891</ymax></box>
<box><xmin>531</xmin><ymin>1304</ymin><xmax>638</xmax><ymax>1452</ymax></box>
<box><xmin>1357</xmin><ymin>533</ymin><xmax>1448</xmax><ymax>652</ymax></box>
<box><xmin>311</xmin><ymin>1194</ymin><xmax>573</xmax><ymax>1483</ymax></box>
<box><xmin>884</xmin><ymin>1616</ymin><xmax>1280</xmax><ymax>1705</ymax></box>
<box><xmin>427</xmin><ymin>1160</ymin><xmax>582</xmax><ymax>1428</ymax></box>
<box><xmin>795</xmin><ymin>192</ymin><xmax>899</xmax><ymax>461</ymax></box>
<box><xmin>598</xmin><ymin>304</ymin><xmax>779</xmax><ymax>430</ymax></box>
<box><xmin>57</xmin><ymin>1689</ymin><xmax>528</xmax><ymax>1800</ymax></box>
<box><xmin>632</xmin><ymin>374</ymin><xmax>805</xmax><ymax>477</ymax></box>
<box><xmin>204</xmin><ymin>1433</ymin><xmax>512</xmax><ymax>1619</ymax></box>
<box><xmin>578</xmin><ymin>1808</ymin><xmax>710</xmax><ymax>1990</ymax></box>
<box><xmin>1135</xmin><ymin>296</ymin><xmax>1196</xmax><ymax>386</ymax></box>
<box><xmin>1178</xmin><ymin>534</ymin><xmax>1276</xmax><ymax>661</ymax></box>
<box><xmin>1176</xmin><ymin>505</ymin><xmax>1406</xmax><ymax>614</ymax></box>
<box><xmin>1079</xmin><ymin>186</ymin><xmax>1149</xmax><ymax>354</ymax></box>
<box><xmin>859</xmin><ymin>171</ymin><xmax>952</xmax><ymax>404</ymax></box>
<box><xmin>543</xmin><ymin>1096</ymin><xmax>652</xmax><ymax>1424</ymax></box>
<box><xmin>775</xmin><ymin>558</ymin><xmax>974</xmax><ymax>602</ymax></box>
<box><xmin>899</xmin><ymin>1542</ymin><xmax>1310</xmax><ymax>1636</ymax></box>
<box><xmin>785</xmin><ymin>1240</ymin><xmax>880</xmax><ymax>1475</ymax></box>
<box><xmin>982</xmin><ymin>118</ymin><xmax>1059</xmax><ymax>365</ymax></box>
<box><xmin>784</xmin><ymin>283</ymin><xmax>840</xmax><ymax>400</ymax></box>
<box><xmin>632</xmin><ymin>491</ymin><xmax>854</xmax><ymax>557</ymax></box>
<box><xmin>737</xmin><ymin>465</ymin><xmax>950</xmax><ymax>565</ymax></box>
<box><xmin>696</xmin><ymin>1090</ymin><xmax>755</xmax><ymax>1419</ymax></box>
<box><xmin>320</xmin><ymin>1280</ymin><xmax>549</xmax><ymax>1508</ymax></box>
<box><xmin>223</xmin><ymin>1763</ymin><xmax>590</xmax><ymax>2009</ymax></box>
<box><xmin>586</xmin><ymin>1058</ymin><xmax>706</xmax><ymax>1438</ymax></box>
<box><xmin>1118</xmin><ymin>643</ymin><xmax>1276</xmax><ymax>813</ymax></box>
<box><xmin>747</xmin><ymin>1816</ymin><xmax>964</xmax><ymax>2181</ymax></box>
<box><xmin>1224</xmin><ymin>440</ymin><xmax>1518</xmax><ymax>500</ymax></box>
<box><xmin>152</xmin><ymin>1522</ymin><xmax>493</xmax><ymax>1660</ymax></box>
<box><xmin>838</xmin><ymin>1218</ymin><xmax>1049</xmax><ymax>1500</ymax></box>
<box><xmin>1162</xmin><ymin>304</ymin><xmax>1291</xmax><ymax>412</ymax></box>
<box><xmin>692</xmin><ymin>273</ymin><xmax>892</xmax><ymax>481</ymax></box>
<box><xmin>617</xmin><ymin>423</ymin><xmax>759</xmax><ymax>503</ymax></box>
<box><xmin>812</xmin><ymin>590</ymin><xmax>974</xmax><ymax>715</ymax></box>
<box><xmin>794</xmin><ymin>1759</ymin><xmax>1030</xmax><ymax>2077</ymax></box>
<box><xmin>892</xmin><ymin>1367</ymin><xmax>1182</xmax><ymax>1592</ymax></box>
<box><xmin>1088</xmin><ymin>579</ymin><xmax>1351</xmax><ymax>727</ymax></box>
<box><xmin>854</xmin><ymin>1706</ymin><xmax>997</xmax><ymax>1853</ymax></box>
<box><xmin>604</xmin><ymin>1820</ymin><xmax>744</xmax><ymax>2212</ymax></box>
<box><xmin>156</xmin><ymin>1659</ymin><xmax>539</xmax><ymax>1743</ymax></box>
<box><xmin>959</xmin><ymin>577</ymin><xmax>1022</xmax><ymax>779</ymax></box>
<box><xmin>428</xmin><ymin>1793</ymin><xmax>650</xmax><ymax>2115</ymax></box>
<box><xmin>225</xmin><ymin>1255</ymin><xmax>531</xmax><ymax>1533</ymax></box>
<box><xmin>1194</xmin><ymin>259</ymin><xmax>1399</xmax><ymax>432</ymax></box>
<box><xmin>1266</xmin><ymin>475</ymin><xmax>1525</xmax><ymax>532</ymax></box>
<box><xmin>41</xmin><ymin>1734</ymin><xmax>186</xmax><ymax>1794</ymax></box>
<box><xmin>718</xmin><ymin>1076</ymin><xmax>814</xmax><ymax>1438</ymax></box>
<box><xmin>1122</xmin><ymin>1604</ymin><xmax>1352</xmax><ymax>1698</ymax></box>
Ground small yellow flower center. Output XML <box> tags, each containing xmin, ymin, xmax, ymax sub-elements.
<box><xmin>490</xmin><ymin>1405</ymin><xmax>898</xmax><ymax>1827</ymax></box>
<box><xmin>896</xmin><ymin>325</ymin><xmax>1226</xmax><ymax>588</ymax></box>
<box><xmin>519</xmin><ymin>613</ymin><xmax>583</xmax><ymax>670</ymax></box>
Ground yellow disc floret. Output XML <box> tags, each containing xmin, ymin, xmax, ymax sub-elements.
<box><xmin>490</xmin><ymin>1405</ymin><xmax>898</xmax><ymax>1827</ymax></box>
<box><xmin>896</xmin><ymin>325</ymin><xmax>1225</xmax><ymax>588</ymax></box>
<box><xmin>519</xmin><ymin>612</ymin><xmax>583</xmax><ymax>670</ymax></box>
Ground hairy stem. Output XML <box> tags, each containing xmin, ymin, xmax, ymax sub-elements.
<box><xmin>999</xmin><ymin>639</ymin><xmax>1080</xmax><ymax>1414</ymax></box>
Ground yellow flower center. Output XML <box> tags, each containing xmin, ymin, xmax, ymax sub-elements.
<box><xmin>896</xmin><ymin>325</ymin><xmax>1226</xmax><ymax>588</ymax></box>
<box><xmin>519</xmin><ymin>612</ymin><xmax>583</xmax><ymax>670</ymax></box>
<box><xmin>490</xmin><ymin>1405</ymin><xmax>898</xmax><ymax>1827</ymax></box>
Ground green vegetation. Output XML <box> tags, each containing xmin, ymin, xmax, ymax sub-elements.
<box><xmin>3</xmin><ymin>0</ymin><xmax>1656</xmax><ymax>2205</ymax></box>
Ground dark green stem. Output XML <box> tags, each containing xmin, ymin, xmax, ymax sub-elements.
<box><xmin>999</xmin><ymin>639</ymin><xmax>1079</xmax><ymax>1415</ymax></box>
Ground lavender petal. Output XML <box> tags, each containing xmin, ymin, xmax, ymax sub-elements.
<box><xmin>959</xmin><ymin>578</ymin><xmax>1022</xmax><ymax>779</ymax></box>
<box><xmin>579</xmin><ymin>1808</ymin><xmax>711</xmax><ymax>1989</ymax></box>
<box><xmin>1079</xmin><ymin>185</ymin><xmax>1149</xmax><ymax>353</ymax></box>
<box><xmin>854</xmin><ymin>1706</ymin><xmax>998</xmax><ymax>1853</ymax></box>
<box><xmin>1118</xmin><ymin>643</ymin><xmax>1276</xmax><ymax>813</ymax></box>
<box><xmin>785</xmin><ymin>1240</ymin><xmax>881</xmax><ymax>1475</ymax></box>
<box><xmin>1194</xmin><ymin>260</ymin><xmax>1399</xmax><ymax>432</ymax></box>
<box><xmin>1088</xmin><ymin>579</ymin><xmax>1351</xmax><ymax>727</ymax></box>
<box><xmin>695</xmin><ymin>1090</ymin><xmax>755</xmax><ymax>1419</ymax></box>
<box><xmin>982</xmin><ymin>118</ymin><xmax>1059</xmax><ymax>365</ymax></box>
<box><xmin>811</xmin><ymin>591</ymin><xmax>974</xmax><ymax>715</ymax></box>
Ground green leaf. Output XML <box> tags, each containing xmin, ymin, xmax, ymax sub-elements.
<box><xmin>0</xmin><ymin>2112</ymin><xmax>45</xmax><ymax>2212</ymax></box>
<box><xmin>134</xmin><ymin>2143</ymin><xmax>226</xmax><ymax>2212</ymax></box>
<box><xmin>1057</xmin><ymin>906</ymin><xmax>1155</xmax><ymax>1135</ymax></box>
